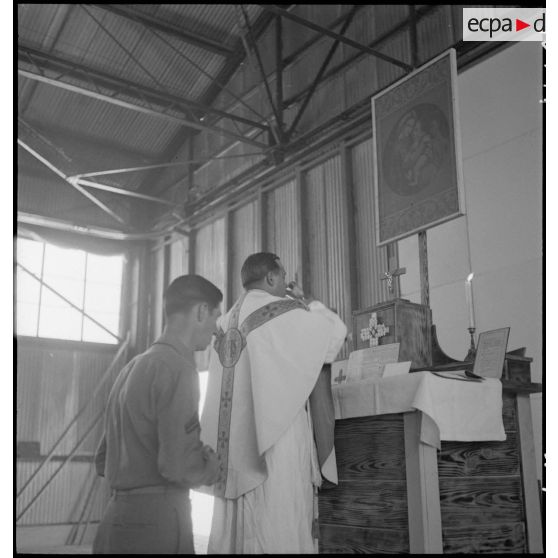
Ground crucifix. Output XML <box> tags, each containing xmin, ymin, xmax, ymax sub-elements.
<box><xmin>380</xmin><ymin>267</ymin><xmax>407</xmax><ymax>299</ymax></box>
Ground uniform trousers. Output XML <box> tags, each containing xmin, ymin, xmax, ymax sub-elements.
<box><xmin>92</xmin><ymin>488</ymin><xmax>194</xmax><ymax>554</ymax></box>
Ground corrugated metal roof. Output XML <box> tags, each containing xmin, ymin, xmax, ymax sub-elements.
<box><xmin>18</xmin><ymin>4</ymin><xmax>247</xmax><ymax>204</ymax></box>
<box><xmin>20</xmin><ymin>80</ymin><xmax>179</xmax><ymax>159</ymax></box>
<box><xmin>18</xmin><ymin>4</ymin><xmax>66</xmax><ymax>49</ymax></box>
<box><xmin>149</xmin><ymin>4</ymin><xmax>263</xmax><ymax>47</ymax></box>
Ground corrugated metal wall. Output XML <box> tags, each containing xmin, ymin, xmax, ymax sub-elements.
<box><xmin>417</xmin><ymin>5</ymin><xmax>455</xmax><ymax>64</ymax></box>
<box><xmin>168</xmin><ymin>233</ymin><xmax>190</xmax><ymax>282</ymax></box>
<box><xmin>16</xmin><ymin>460</ymin><xmax>111</xmax><ymax>526</ymax></box>
<box><xmin>194</xmin><ymin>217</ymin><xmax>226</xmax><ymax>370</ymax></box>
<box><xmin>17</xmin><ymin>343</ymin><xmax>118</xmax><ymax>454</ymax></box>
<box><xmin>194</xmin><ymin>217</ymin><xmax>226</xmax><ymax>294</ymax></box>
<box><xmin>182</xmin><ymin>141</ymin><xmax>395</xmax><ymax>363</ymax></box>
<box><xmin>351</xmin><ymin>137</ymin><xmax>391</xmax><ymax>308</ymax></box>
<box><xmin>149</xmin><ymin>243</ymin><xmax>166</xmax><ymax>343</ymax></box>
<box><xmin>230</xmin><ymin>201</ymin><xmax>260</xmax><ymax>302</ymax></box>
<box><xmin>265</xmin><ymin>178</ymin><xmax>300</xmax><ymax>281</ymax></box>
<box><xmin>16</xmin><ymin>338</ymin><xmax>129</xmax><ymax>526</ymax></box>
<box><xmin>303</xmin><ymin>155</ymin><xmax>352</xmax><ymax>358</ymax></box>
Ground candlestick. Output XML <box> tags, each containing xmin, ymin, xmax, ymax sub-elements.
<box><xmin>465</xmin><ymin>326</ymin><xmax>477</xmax><ymax>362</ymax></box>
<box><xmin>465</xmin><ymin>273</ymin><xmax>475</xmax><ymax>329</ymax></box>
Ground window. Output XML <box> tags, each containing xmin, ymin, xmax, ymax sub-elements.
<box><xmin>15</xmin><ymin>237</ymin><xmax>124</xmax><ymax>344</ymax></box>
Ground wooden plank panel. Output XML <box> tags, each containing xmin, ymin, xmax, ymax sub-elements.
<box><xmin>319</xmin><ymin>480</ymin><xmax>408</xmax><ymax>530</ymax></box>
<box><xmin>442</xmin><ymin>522</ymin><xmax>526</xmax><ymax>554</ymax></box>
<box><xmin>334</xmin><ymin>414</ymin><xmax>406</xmax><ymax>481</ymax></box>
<box><xmin>439</xmin><ymin>477</ymin><xmax>524</xmax><ymax>527</ymax></box>
<box><xmin>516</xmin><ymin>393</ymin><xmax>544</xmax><ymax>552</ymax></box>
<box><xmin>438</xmin><ymin>434</ymin><xmax>520</xmax><ymax>478</ymax></box>
<box><xmin>502</xmin><ymin>392</ymin><xmax>517</xmax><ymax>432</ymax></box>
<box><xmin>319</xmin><ymin>524</ymin><xmax>409</xmax><ymax>554</ymax></box>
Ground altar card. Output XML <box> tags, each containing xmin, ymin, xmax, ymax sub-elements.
<box><xmin>382</xmin><ymin>361</ymin><xmax>411</xmax><ymax>378</ymax></box>
<box><xmin>347</xmin><ymin>343</ymin><xmax>400</xmax><ymax>381</ymax></box>
<box><xmin>473</xmin><ymin>327</ymin><xmax>510</xmax><ymax>378</ymax></box>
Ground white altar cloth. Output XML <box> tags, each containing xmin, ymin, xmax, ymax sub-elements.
<box><xmin>332</xmin><ymin>371</ymin><xmax>506</xmax><ymax>448</ymax></box>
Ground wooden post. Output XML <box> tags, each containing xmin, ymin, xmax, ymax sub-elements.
<box><xmin>404</xmin><ymin>411</ymin><xmax>443</xmax><ymax>553</ymax></box>
<box><xmin>341</xmin><ymin>141</ymin><xmax>359</xmax><ymax>313</ymax></box>
<box><xmin>385</xmin><ymin>242</ymin><xmax>398</xmax><ymax>300</ymax></box>
<box><xmin>516</xmin><ymin>394</ymin><xmax>544</xmax><ymax>553</ymax></box>
<box><xmin>418</xmin><ymin>230</ymin><xmax>430</xmax><ymax>307</ymax></box>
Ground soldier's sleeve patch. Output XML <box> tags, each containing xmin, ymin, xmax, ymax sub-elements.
<box><xmin>185</xmin><ymin>415</ymin><xmax>200</xmax><ymax>435</ymax></box>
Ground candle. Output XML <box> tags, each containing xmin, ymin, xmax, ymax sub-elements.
<box><xmin>465</xmin><ymin>273</ymin><xmax>475</xmax><ymax>329</ymax></box>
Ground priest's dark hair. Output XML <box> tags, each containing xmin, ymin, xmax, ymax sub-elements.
<box><xmin>164</xmin><ymin>274</ymin><xmax>223</xmax><ymax>317</ymax></box>
<box><xmin>241</xmin><ymin>252</ymin><xmax>282</xmax><ymax>289</ymax></box>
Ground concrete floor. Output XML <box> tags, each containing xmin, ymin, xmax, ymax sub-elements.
<box><xmin>17</xmin><ymin>534</ymin><xmax>209</xmax><ymax>554</ymax></box>
<box><xmin>17</xmin><ymin>544</ymin><xmax>92</xmax><ymax>554</ymax></box>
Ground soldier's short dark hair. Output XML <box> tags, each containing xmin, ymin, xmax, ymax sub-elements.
<box><xmin>164</xmin><ymin>274</ymin><xmax>223</xmax><ymax>318</ymax></box>
<box><xmin>241</xmin><ymin>252</ymin><xmax>282</xmax><ymax>289</ymax></box>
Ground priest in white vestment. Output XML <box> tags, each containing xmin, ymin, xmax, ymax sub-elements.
<box><xmin>200</xmin><ymin>252</ymin><xmax>347</xmax><ymax>554</ymax></box>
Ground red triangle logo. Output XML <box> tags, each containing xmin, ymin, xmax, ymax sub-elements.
<box><xmin>516</xmin><ymin>18</ymin><xmax>530</xmax><ymax>32</ymax></box>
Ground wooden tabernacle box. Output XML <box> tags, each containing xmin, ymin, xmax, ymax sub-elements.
<box><xmin>353</xmin><ymin>299</ymin><xmax>432</xmax><ymax>369</ymax></box>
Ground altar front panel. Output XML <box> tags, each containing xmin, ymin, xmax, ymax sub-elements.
<box><xmin>319</xmin><ymin>413</ymin><xmax>409</xmax><ymax>553</ymax></box>
<box><xmin>319</xmin><ymin>392</ymin><xmax>532</xmax><ymax>554</ymax></box>
<box><xmin>438</xmin><ymin>393</ymin><xmax>526</xmax><ymax>553</ymax></box>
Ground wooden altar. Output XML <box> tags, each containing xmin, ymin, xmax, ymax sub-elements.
<box><xmin>318</xmin><ymin>357</ymin><xmax>543</xmax><ymax>554</ymax></box>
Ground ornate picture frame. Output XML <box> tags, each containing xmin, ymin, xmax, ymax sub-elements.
<box><xmin>371</xmin><ymin>49</ymin><xmax>465</xmax><ymax>246</ymax></box>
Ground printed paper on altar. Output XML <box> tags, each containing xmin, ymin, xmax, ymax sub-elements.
<box><xmin>346</xmin><ymin>343</ymin><xmax>400</xmax><ymax>381</ymax></box>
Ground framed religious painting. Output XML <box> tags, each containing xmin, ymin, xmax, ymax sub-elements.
<box><xmin>371</xmin><ymin>48</ymin><xmax>465</xmax><ymax>246</ymax></box>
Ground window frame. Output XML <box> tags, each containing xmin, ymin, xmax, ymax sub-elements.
<box><xmin>15</xmin><ymin>236</ymin><xmax>126</xmax><ymax>344</ymax></box>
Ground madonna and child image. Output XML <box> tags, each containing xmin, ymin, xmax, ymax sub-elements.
<box><xmin>382</xmin><ymin>103</ymin><xmax>450</xmax><ymax>196</ymax></box>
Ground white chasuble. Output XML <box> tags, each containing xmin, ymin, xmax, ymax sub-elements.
<box><xmin>200</xmin><ymin>289</ymin><xmax>346</xmax><ymax>553</ymax></box>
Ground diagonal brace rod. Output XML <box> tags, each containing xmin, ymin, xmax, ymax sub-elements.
<box><xmin>237</xmin><ymin>5</ymin><xmax>283</xmax><ymax>144</ymax></box>
<box><xmin>260</xmin><ymin>5</ymin><xmax>412</xmax><ymax>71</ymax></box>
<box><xmin>287</xmin><ymin>6</ymin><xmax>358</xmax><ymax>139</ymax></box>
<box><xmin>18</xmin><ymin>139</ymin><xmax>128</xmax><ymax>226</ymax></box>
<box><xmin>76</xmin><ymin>178</ymin><xmax>176</xmax><ymax>206</ymax></box>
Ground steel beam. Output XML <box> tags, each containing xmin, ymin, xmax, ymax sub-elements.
<box><xmin>18</xmin><ymin>68</ymin><xmax>268</xmax><ymax>150</ymax></box>
<box><xmin>259</xmin><ymin>5</ymin><xmax>412</xmax><ymax>71</ymax></box>
<box><xmin>90</xmin><ymin>4</ymin><xmax>235</xmax><ymax>57</ymax></box>
<box><xmin>18</xmin><ymin>211</ymin><xmax>190</xmax><ymax>241</ymax></box>
<box><xmin>275</xmin><ymin>15</ymin><xmax>284</xmax><ymax>135</ymax></box>
<box><xmin>19</xmin><ymin>45</ymin><xmax>268</xmax><ymax>132</ymax></box>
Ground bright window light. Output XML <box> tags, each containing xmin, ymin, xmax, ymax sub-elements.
<box><xmin>15</xmin><ymin>237</ymin><xmax>124</xmax><ymax>344</ymax></box>
<box><xmin>191</xmin><ymin>370</ymin><xmax>214</xmax><ymax>550</ymax></box>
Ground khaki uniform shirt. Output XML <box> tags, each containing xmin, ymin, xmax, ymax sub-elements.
<box><xmin>95</xmin><ymin>332</ymin><xmax>217</xmax><ymax>489</ymax></box>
